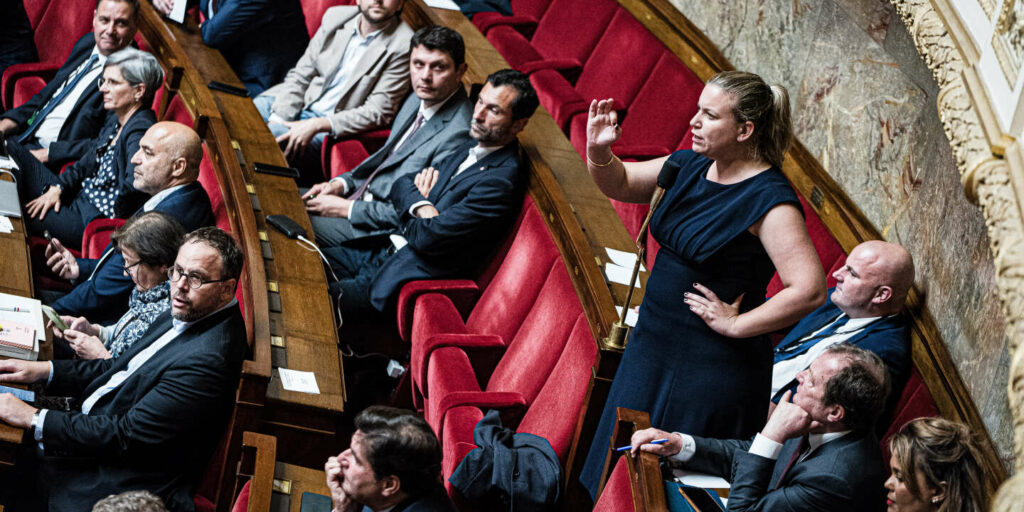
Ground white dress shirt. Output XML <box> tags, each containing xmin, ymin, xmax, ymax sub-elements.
<box><xmin>770</xmin><ymin>314</ymin><xmax>886</xmax><ymax>397</ymax></box>
<box><xmin>308</xmin><ymin>27</ymin><xmax>382</xmax><ymax>117</ymax></box>
<box><xmin>142</xmin><ymin>184</ymin><xmax>187</xmax><ymax>212</ymax></box>
<box><xmin>669</xmin><ymin>430</ymin><xmax>851</xmax><ymax>463</ymax></box>
<box><xmin>34</xmin><ymin>299</ymin><xmax>239</xmax><ymax>446</ymax></box>
<box><xmin>34</xmin><ymin>48</ymin><xmax>107</xmax><ymax>148</ymax></box>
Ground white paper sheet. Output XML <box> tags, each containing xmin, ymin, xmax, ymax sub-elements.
<box><xmin>671</xmin><ymin>468</ymin><xmax>731</xmax><ymax>490</ymax></box>
<box><xmin>0</xmin><ymin>216</ymin><xmax>12</xmax><ymax>234</ymax></box>
<box><xmin>613</xmin><ymin>306</ymin><xmax>639</xmax><ymax>327</ymax></box>
<box><xmin>605</xmin><ymin>263</ymin><xmax>641</xmax><ymax>288</ymax></box>
<box><xmin>278</xmin><ymin>368</ymin><xmax>321</xmax><ymax>394</ymax></box>
<box><xmin>168</xmin><ymin>0</ymin><xmax>188</xmax><ymax>23</ymax></box>
<box><xmin>605</xmin><ymin>247</ymin><xmax>646</xmax><ymax>272</ymax></box>
<box><xmin>423</xmin><ymin>0</ymin><xmax>461</xmax><ymax>10</ymax></box>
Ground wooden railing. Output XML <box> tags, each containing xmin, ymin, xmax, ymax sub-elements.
<box><xmin>135</xmin><ymin>2</ymin><xmax>343</xmax><ymax>508</ymax></box>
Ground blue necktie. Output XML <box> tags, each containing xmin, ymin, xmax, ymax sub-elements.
<box><xmin>775</xmin><ymin>313</ymin><xmax>846</xmax><ymax>360</ymax></box>
<box><xmin>18</xmin><ymin>54</ymin><xmax>99</xmax><ymax>144</ymax></box>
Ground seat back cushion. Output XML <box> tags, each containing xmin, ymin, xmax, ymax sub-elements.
<box><xmin>880</xmin><ymin>368</ymin><xmax>941</xmax><ymax>468</ymax></box>
<box><xmin>199</xmin><ymin>144</ymin><xmax>230</xmax><ymax>232</ymax></box>
<box><xmin>33</xmin><ymin>0</ymin><xmax>95</xmax><ymax>64</ymax></box>
<box><xmin>13</xmin><ymin>75</ymin><xmax>46</xmax><ymax>108</ymax></box>
<box><xmin>528</xmin><ymin>0</ymin><xmax>617</xmax><ymax>63</ymax></box>
<box><xmin>518</xmin><ymin>314</ymin><xmax>597</xmax><ymax>461</ymax></box>
<box><xmin>301</xmin><ymin>0</ymin><xmax>354</xmax><ymax>37</ymax></box>
<box><xmin>485</xmin><ymin>259</ymin><xmax>582</xmax><ymax>402</ymax></box>
<box><xmin>464</xmin><ymin>197</ymin><xmax>560</xmax><ymax>342</ymax></box>
<box><xmin>572</xmin><ymin>9</ymin><xmax>663</xmax><ymax>111</ymax></box>
<box><xmin>593</xmin><ymin>457</ymin><xmax>634</xmax><ymax>512</ymax></box>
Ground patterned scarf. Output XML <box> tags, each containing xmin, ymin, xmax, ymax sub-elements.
<box><xmin>107</xmin><ymin>281</ymin><xmax>171</xmax><ymax>358</ymax></box>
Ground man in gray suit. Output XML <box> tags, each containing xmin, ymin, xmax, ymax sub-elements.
<box><xmin>630</xmin><ymin>344</ymin><xmax>890</xmax><ymax>511</ymax></box>
<box><xmin>301</xmin><ymin>26</ymin><xmax>472</xmax><ymax>247</ymax></box>
<box><xmin>254</xmin><ymin>0</ymin><xmax>414</xmax><ymax>165</ymax></box>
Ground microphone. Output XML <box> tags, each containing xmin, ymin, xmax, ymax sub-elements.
<box><xmin>657</xmin><ymin>158</ymin><xmax>682</xmax><ymax>190</ymax></box>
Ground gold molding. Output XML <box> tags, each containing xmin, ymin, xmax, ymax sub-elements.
<box><xmin>891</xmin><ymin>0</ymin><xmax>1024</xmax><ymax>503</ymax></box>
<box><xmin>979</xmin><ymin>0</ymin><xmax>997</xmax><ymax>19</ymax></box>
<box><xmin>993</xmin><ymin>0</ymin><xmax>1024</xmax><ymax>88</ymax></box>
<box><xmin>930</xmin><ymin>0</ymin><xmax>983</xmax><ymax>63</ymax></box>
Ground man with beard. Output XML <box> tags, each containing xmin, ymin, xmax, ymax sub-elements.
<box><xmin>322</xmin><ymin>69</ymin><xmax>538</xmax><ymax>322</ymax></box>
<box><xmin>301</xmin><ymin>26</ymin><xmax>472</xmax><ymax>247</ymax></box>
<box><xmin>0</xmin><ymin>227</ymin><xmax>249</xmax><ymax>511</ymax></box>
<box><xmin>254</xmin><ymin>0</ymin><xmax>414</xmax><ymax>175</ymax></box>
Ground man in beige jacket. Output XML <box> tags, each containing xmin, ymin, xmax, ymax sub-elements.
<box><xmin>255</xmin><ymin>0</ymin><xmax>413</xmax><ymax>171</ymax></box>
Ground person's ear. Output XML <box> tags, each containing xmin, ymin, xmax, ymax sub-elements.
<box><xmin>379</xmin><ymin>475</ymin><xmax>401</xmax><ymax>497</ymax></box>
<box><xmin>170</xmin><ymin>156</ymin><xmax>188</xmax><ymax>179</ymax></box>
<box><xmin>509</xmin><ymin>117</ymin><xmax>529</xmax><ymax>137</ymax></box>
<box><xmin>454</xmin><ymin>62</ymin><xmax>468</xmax><ymax>80</ymax></box>
<box><xmin>872</xmin><ymin>285</ymin><xmax>893</xmax><ymax>305</ymax></box>
<box><xmin>825</xmin><ymin>404</ymin><xmax>845</xmax><ymax>425</ymax></box>
<box><xmin>736</xmin><ymin>120</ymin><xmax>755</xmax><ymax>143</ymax></box>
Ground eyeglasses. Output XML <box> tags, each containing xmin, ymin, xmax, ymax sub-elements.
<box><xmin>167</xmin><ymin>265</ymin><xmax>230</xmax><ymax>289</ymax></box>
<box><xmin>122</xmin><ymin>260</ymin><xmax>142</xmax><ymax>274</ymax></box>
<box><xmin>96</xmin><ymin>76</ymin><xmax>129</xmax><ymax>88</ymax></box>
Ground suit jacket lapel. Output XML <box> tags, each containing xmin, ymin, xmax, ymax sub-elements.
<box><xmin>388</xmin><ymin>89</ymin><xmax>467</xmax><ymax>167</ymax></box>
<box><xmin>331</xmin><ymin>17</ymin><xmax>397</xmax><ymax>107</ymax></box>
<box><xmin>430</xmin><ymin>140</ymin><xmax>475</xmax><ymax>203</ymax></box>
<box><xmin>78</xmin><ymin>312</ymin><xmax>174</xmax><ymax>399</ymax></box>
<box><xmin>441</xmin><ymin>142</ymin><xmax>517</xmax><ymax>195</ymax></box>
<box><xmin>320</xmin><ymin>16</ymin><xmax>359</xmax><ymax>92</ymax></box>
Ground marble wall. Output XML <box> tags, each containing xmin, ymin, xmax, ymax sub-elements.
<box><xmin>666</xmin><ymin>0</ymin><xmax>1013</xmax><ymax>465</ymax></box>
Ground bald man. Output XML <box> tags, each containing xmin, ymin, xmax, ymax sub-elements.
<box><xmin>44</xmin><ymin>122</ymin><xmax>216</xmax><ymax>326</ymax></box>
<box><xmin>771</xmin><ymin>241</ymin><xmax>914</xmax><ymax>423</ymax></box>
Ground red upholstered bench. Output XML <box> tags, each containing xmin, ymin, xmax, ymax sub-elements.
<box><xmin>422</xmin><ymin>257</ymin><xmax>583</xmax><ymax>434</ymax></box>
<box><xmin>439</xmin><ymin>314</ymin><xmax>596</xmax><ymax>490</ymax></box>
<box><xmin>485</xmin><ymin>0</ymin><xmax>616</xmax><ymax>83</ymax></box>
<box><xmin>472</xmin><ymin>0</ymin><xmax>553</xmax><ymax>38</ymax></box>
<box><xmin>400</xmin><ymin>196</ymin><xmax>560</xmax><ymax>409</ymax></box>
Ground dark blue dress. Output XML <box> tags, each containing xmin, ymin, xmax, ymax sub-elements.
<box><xmin>581</xmin><ymin>150</ymin><xmax>801</xmax><ymax>498</ymax></box>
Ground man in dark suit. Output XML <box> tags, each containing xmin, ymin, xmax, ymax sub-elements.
<box><xmin>302</xmin><ymin>26</ymin><xmax>473</xmax><ymax>247</ymax></box>
<box><xmin>0</xmin><ymin>0</ymin><xmax>139</xmax><ymax>167</ymax></box>
<box><xmin>325</xmin><ymin>406</ymin><xmax>456</xmax><ymax>512</ymax></box>
<box><xmin>771</xmin><ymin>241</ymin><xmax>915</xmax><ymax>418</ymax></box>
<box><xmin>151</xmin><ymin>0</ymin><xmax>307</xmax><ymax>96</ymax></box>
<box><xmin>44</xmin><ymin>121</ymin><xmax>215</xmax><ymax>325</ymax></box>
<box><xmin>322</xmin><ymin>69</ymin><xmax>538</xmax><ymax>318</ymax></box>
<box><xmin>631</xmin><ymin>344</ymin><xmax>891</xmax><ymax>511</ymax></box>
<box><xmin>0</xmin><ymin>227</ymin><xmax>249</xmax><ymax>511</ymax></box>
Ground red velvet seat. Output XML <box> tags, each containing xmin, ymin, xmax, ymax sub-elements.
<box><xmin>472</xmin><ymin>0</ymin><xmax>553</xmax><ymax>38</ymax></box>
<box><xmin>592</xmin><ymin>456</ymin><xmax>633</xmax><ymax>512</ymax></box>
<box><xmin>529</xmin><ymin>8</ymin><xmax>663</xmax><ymax>130</ymax></box>
<box><xmin>300</xmin><ymin>0</ymin><xmax>354</xmax><ymax>38</ymax></box>
<box><xmin>422</xmin><ymin>258</ymin><xmax>582</xmax><ymax>434</ymax></box>
<box><xmin>404</xmin><ymin>199</ymin><xmax>560</xmax><ymax>407</ymax></box>
<box><xmin>12</xmin><ymin>75</ymin><xmax>46</xmax><ymax>110</ymax></box>
<box><xmin>485</xmin><ymin>0</ymin><xmax>616</xmax><ymax>81</ymax></box>
<box><xmin>25</xmin><ymin>0</ymin><xmax>51</xmax><ymax>29</ymax></box>
<box><xmin>567</xmin><ymin>52</ymin><xmax>703</xmax><ymax>160</ymax></box>
<box><xmin>2</xmin><ymin>0</ymin><xmax>94</xmax><ymax>109</ymax></box>
<box><xmin>199</xmin><ymin>145</ymin><xmax>230</xmax><ymax>232</ymax></box>
<box><xmin>439</xmin><ymin>314</ymin><xmax>596</xmax><ymax>485</ymax></box>
<box><xmin>322</xmin><ymin>128</ymin><xmax>390</xmax><ymax>181</ymax></box>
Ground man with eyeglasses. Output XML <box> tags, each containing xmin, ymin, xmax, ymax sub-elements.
<box><xmin>0</xmin><ymin>227</ymin><xmax>249</xmax><ymax>511</ymax></box>
<box><xmin>43</xmin><ymin>121</ymin><xmax>215</xmax><ymax>325</ymax></box>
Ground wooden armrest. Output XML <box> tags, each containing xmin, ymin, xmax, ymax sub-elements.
<box><xmin>239</xmin><ymin>431</ymin><xmax>277</xmax><ymax>512</ymax></box>
<box><xmin>597</xmin><ymin>408</ymin><xmax>666</xmax><ymax>512</ymax></box>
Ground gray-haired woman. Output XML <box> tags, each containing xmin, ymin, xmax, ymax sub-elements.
<box><xmin>5</xmin><ymin>47</ymin><xmax>164</xmax><ymax>250</ymax></box>
<box><xmin>57</xmin><ymin>211</ymin><xmax>184</xmax><ymax>360</ymax></box>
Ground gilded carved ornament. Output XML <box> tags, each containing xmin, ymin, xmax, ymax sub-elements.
<box><xmin>890</xmin><ymin>0</ymin><xmax>1024</xmax><ymax>504</ymax></box>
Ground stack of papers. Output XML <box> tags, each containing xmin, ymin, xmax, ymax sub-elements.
<box><xmin>0</xmin><ymin>293</ymin><xmax>43</xmax><ymax>360</ymax></box>
<box><xmin>604</xmin><ymin>247</ymin><xmax>645</xmax><ymax>288</ymax></box>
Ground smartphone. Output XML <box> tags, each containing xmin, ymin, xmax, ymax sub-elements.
<box><xmin>42</xmin><ymin>305</ymin><xmax>69</xmax><ymax>331</ymax></box>
<box><xmin>253</xmin><ymin>162</ymin><xmax>300</xmax><ymax>179</ymax></box>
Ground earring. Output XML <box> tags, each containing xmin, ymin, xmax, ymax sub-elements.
<box><xmin>931</xmin><ymin>496</ymin><xmax>942</xmax><ymax>503</ymax></box>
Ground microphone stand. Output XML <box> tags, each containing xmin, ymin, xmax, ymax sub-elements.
<box><xmin>602</xmin><ymin>186</ymin><xmax>668</xmax><ymax>351</ymax></box>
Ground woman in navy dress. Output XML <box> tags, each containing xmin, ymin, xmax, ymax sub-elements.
<box><xmin>581</xmin><ymin>71</ymin><xmax>826</xmax><ymax>498</ymax></box>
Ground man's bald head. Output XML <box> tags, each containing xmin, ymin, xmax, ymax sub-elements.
<box><xmin>131</xmin><ymin>122</ymin><xmax>203</xmax><ymax>194</ymax></box>
<box><xmin>830</xmin><ymin>240</ymin><xmax>915</xmax><ymax>317</ymax></box>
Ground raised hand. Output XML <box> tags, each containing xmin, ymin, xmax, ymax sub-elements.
<box><xmin>586</xmin><ymin>98</ymin><xmax>622</xmax><ymax>150</ymax></box>
<box><xmin>325</xmin><ymin>455</ymin><xmax>358</xmax><ymax>512</ymax></box>
<box><xmin>684</xmin><ymin>283</ymin><xmax>743</xmax><ymax>337</ymax></box>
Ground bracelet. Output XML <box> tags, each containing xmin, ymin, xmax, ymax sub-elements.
<box><xmin>587</xmin><ymin>152</ymin><xmax>617</xmax><ymax>167</ymax></box>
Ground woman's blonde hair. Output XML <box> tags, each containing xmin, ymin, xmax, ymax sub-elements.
<box><xmin>888</xmin><ymin>417</ymin><xmax>989</xmax><ymax>512</ymax></box>
<box><xmin>706</xmin><ymin>71</ymin><xmax>791</xmax><ymax>168</ymax></box>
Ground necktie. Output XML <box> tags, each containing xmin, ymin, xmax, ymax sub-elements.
<box><xmin>19</xmin><ymin>54</ymin><xmax>99</xmax><ymax>144</ymax></box>
<box><xmin>347</xmin><ymin>112</ymin><xmax>425</xmax><ymax>201</ymax></box>
<box><xmin>776</xmin><ymin>312</ymin><xmax>845</xmax><ymax>357</ymax></box>
<box><xmin>773</xmin><ymin>435</ymin><xmax>808</xmax><ymax>489</ymax></box>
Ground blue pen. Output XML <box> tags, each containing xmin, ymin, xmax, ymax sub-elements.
<box><xmin>616</xmin><ymin>438</ymin><xmax>668</xmax><ymax>451</ymax></box>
